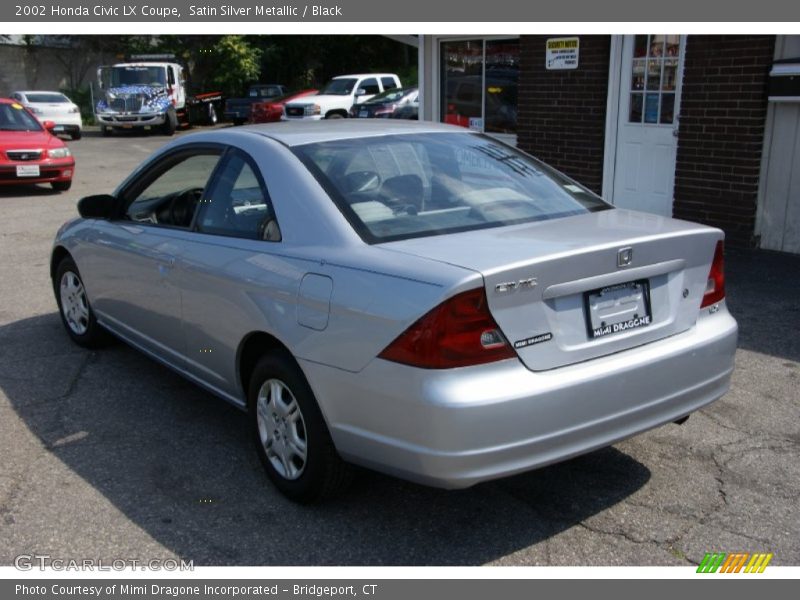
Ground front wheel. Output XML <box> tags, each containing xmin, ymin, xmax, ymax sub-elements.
<box><xmin>249</xmin><ymin>354</ymin><xmax>353</xmax><ymax>503</ymax></box>
<box><xmin>162</xmin><ymin>109</ymin><xmax>177</xmax><ymax>136</ymax></box>
<box><xmin>53</xmin><ymin>257</ymin><xmax>110</xmax><ymax>347</ymax></box>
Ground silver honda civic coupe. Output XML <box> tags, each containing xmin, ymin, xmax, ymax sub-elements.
<box><xmin>51</xmin><ymin>121</ymin><xmax>737</xmax><ymax>502</ymax></box>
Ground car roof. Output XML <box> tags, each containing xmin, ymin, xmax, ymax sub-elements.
<box><xmin>332</xmin><ymin>74</ymin><xmax>398</xmax><ymax>79</ymax></box>
<box><xmin>237</xmin><ymin>119</ymin><xmax>470</xmax><ymax>147</ymax></box>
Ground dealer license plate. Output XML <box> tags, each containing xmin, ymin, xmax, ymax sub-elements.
<box><xmin>585</xmin><ymin>280</ymin><xmax>651</xmax><ymax>339</ymax></box>
<box><xmin>359</xmin><ymin>110</ymin><xmax>368</xmax><ymax>118</ymax></box>
<box><xmin>16</xmin><ymin>165</ymin><xmax>40</xmax><ymax>178</ymax></box>
<box><xmin>53</xmin><ymin>125</ymin><xmax>64</xmax><ymax>132</ymax></box>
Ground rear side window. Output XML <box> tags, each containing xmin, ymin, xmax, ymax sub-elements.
<box><xmin>197</xmin><ymin>152</ymin><xmax>281</xmax><ymax>242</ymax></box>
<box><xmin>294</xmin><ymin>133</ymin><xmax>610</xmax><ymax>244</ymax></box>
<box><xmin>381</xmin><ymin>77</ymin><xmax>398</xmax><ymax>90</ymax></box>
<box><xmin>360</xmin><ymin>78</ymin><xmax>380</xmax><ymax>94</ymax></box>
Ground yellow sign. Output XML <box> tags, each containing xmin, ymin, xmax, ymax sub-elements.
<box><xmin>546</xmin><ymin>37</ymin><xmax>580</xmax><ymax>70</ymax></box>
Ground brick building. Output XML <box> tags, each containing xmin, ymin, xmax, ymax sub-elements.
<box><xmin>417</xmin><ymin>34</ymin><xmax>800</xmax><ymax>254</ymax></box>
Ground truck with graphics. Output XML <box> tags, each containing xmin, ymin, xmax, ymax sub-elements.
<box><xmin>94</xmin><ymin>55</ymin><xmax>223</xmax><ymax>136</ymax></box>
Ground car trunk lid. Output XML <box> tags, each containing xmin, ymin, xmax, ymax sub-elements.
<box><xmin>380</xmin><ymin>208</ymin><xmax>722</xmax><ymax>371</ymax></box>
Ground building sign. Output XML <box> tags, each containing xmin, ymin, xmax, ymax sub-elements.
<box><xmin>546</xmin><ymin>37</ymin><xmax>579</xmax><ymax>70</ymax></box>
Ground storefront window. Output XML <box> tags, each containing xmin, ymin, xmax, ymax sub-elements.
<box><xmin>485</xmin><ymin>39</ymin><xmax>519</xmax><ymax>134</ymax></box>
<box><xmin>440</xmin><ymin>38</ymin><xmax>519</xmax><ymax>135</ymax></box>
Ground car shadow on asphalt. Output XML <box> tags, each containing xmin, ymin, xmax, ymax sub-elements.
<box><xmin>0</xmin><ymin>185</ymin><xmax>63</xmax><ymax>198</ymax></box>
<box><xmin>1</xmin><ymin>313</ymin><xmax>651</xmax><ymax>566</ymax></box>
<box><xmin>725</xmin><ymin>248</ymin><xmax>800</xmax><ymax>363</ymax></box>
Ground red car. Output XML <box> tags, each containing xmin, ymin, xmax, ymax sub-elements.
<box><xmin>0</xmin><ymin>98</ymin><xmax>75</xmax><ymax>192</ymax></box>
<box><xmin>250</xmin><ymin>89</ymin><xmax>318</xmax><ymax>124</ymax></box>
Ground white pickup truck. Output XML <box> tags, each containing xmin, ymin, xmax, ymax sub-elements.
<box><xmin>283</xmin><ymin>73</ymin><xmax>401</xmax><ymax>120</ymax></box>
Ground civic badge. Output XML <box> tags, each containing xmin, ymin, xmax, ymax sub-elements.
<box><xmin>617</xmin><ymin>247</ymin><xmax>633</xmax><ymax>268</ymax></box>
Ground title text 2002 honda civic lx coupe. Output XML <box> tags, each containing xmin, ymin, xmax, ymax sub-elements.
<box><xmin>51</xmin><ymin>121</ymin><xmax>737</xmax><ymax>502</ymax></box>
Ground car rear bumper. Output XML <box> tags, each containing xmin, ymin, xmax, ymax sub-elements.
<box><xmin>48</xmin><ymin>115</ymin><xmax>83</xmax><ymax>131</ymax></box>
<box><xmin>51</xmin><ymin>123</ymin><xmax>81</xmax><ymax>134</ymax></box>
<box><xmin>300</xmin><ymin>308</ymin><xmax>738</xmax><ymax>489</ymax></box>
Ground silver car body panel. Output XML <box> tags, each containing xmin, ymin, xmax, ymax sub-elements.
<box><xmin>53</xmin><ymin>121</ymin><xmax>738</xmax><ymax>487</ymax></box>
<box><xmin>303</xmin><ymin>305</ymin><xmax>736</xmax><ymax>488</ymax></box>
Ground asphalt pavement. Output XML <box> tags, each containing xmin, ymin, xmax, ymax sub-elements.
<box><xmin>0</xmin><ymin>126</ymin><xmax>798</xmax><ymax>566</ymax></box>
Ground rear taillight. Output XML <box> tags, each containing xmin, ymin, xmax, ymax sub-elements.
<box><xmin>378</xmin><ymin>288</ymin><xmax>516</xmax><ymax>369</ymax></box>
<box><xmin>700</xmin><ymin>240</ymin><xmax>726</xmax><ymax>308</ymax></box>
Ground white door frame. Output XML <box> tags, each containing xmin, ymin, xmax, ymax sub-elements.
<box><xmin>601</xmin><ymin>35</ymin><xmax>624</xmax><ymax>201</ymax></box>
<box><xmin>602</xmin><ymin>35</ymin><xmax>687</xmax><ymax>206</ymax></box>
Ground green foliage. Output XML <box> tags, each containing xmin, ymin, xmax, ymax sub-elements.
<box><xmin>60</xmin><ymin>86</ymin><xmax>96</xmax><ymax>125</ymax></box>
<box><xmin>251</xmin><ymin>35</ymin><xmax>416</xmax><ymax>90</ymax></box>
<box><xmin>203</xmin><ymin>36</ymin><xmax>262</xmax><ymax>96</ymax></box>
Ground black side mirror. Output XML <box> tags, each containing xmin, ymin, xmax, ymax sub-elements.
<box><xmin>77</xmin><ymin>194</ymin><xmax>117</xmax><ymax>219</ymax></box>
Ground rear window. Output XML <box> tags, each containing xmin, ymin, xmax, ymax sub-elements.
<box><xmin>381</xmin><ymin>77</ymin><xmax>399</xmax><ymax>90</ymax></box>
<box><xmin>293</xmin><ymin>133</ymin><xmax>610</xmax><ymax>243</ymax></box>
<box><xmin>359</xmin><ymin>78</ymin><xmax>380</xmax><ymax>94</ymax></box>
<box><xmin>25</xmin><ymin>93</ymin><xmax>69</xmax><ymax>103</ymax></box>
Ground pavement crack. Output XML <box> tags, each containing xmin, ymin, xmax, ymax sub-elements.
<box><xmin>706</xmin><ymin>413</ymin><xmax>799</xmax><ymax>447</ymax></box>
<box><xmin>577</xmin><ymin>521</ymin><xmax>652</xmax><ymax>546</ymax></box>
<box><xmin>710</xmin><ymin>455</ymin><xmax>730</xmax><ymax>507</ymax></box>
<box><xmin>57</xmin><ymin>351</ymin><xmax>94</xmax><ymax>401</ymax></box>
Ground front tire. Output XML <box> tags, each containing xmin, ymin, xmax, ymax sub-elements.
<box><xmin>53</xmin><ymin>257</ymin><xmax>110</xmax><ymax>348</ymax></box>
<box><xmin>325</xmin><ymin>112</ymin><xmax>345</xmax><ymax>119</ymax></box>
<box><xmin>162</xmin><ymin>109</ymin><xmax>177</xmax><ymax>136</ymax></box>
<box><xmin>71</xmin><ymin>130</ymin><xmax>82</xmax><ymax>140</ymax></box>
<box><xmin>249</xmin><ymin>353</ymin><xmax>352</xmax><ymax>503</ymax></box>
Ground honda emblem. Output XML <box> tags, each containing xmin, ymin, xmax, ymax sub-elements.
<box><xmin>617</xmin><ymin>247</ymin><xmax>633</xmax><ymax>268</ymax></box>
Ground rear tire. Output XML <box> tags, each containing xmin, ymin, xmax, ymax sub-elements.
<box><xmin>249</xmin><ymin>353</ymin><xmax>353</xmax><ymax>503</ymax></box>
<box><xmin>53</xmin><ymin>256</ymin><xmax>111</xmax><ymax>348</ymax></box>
<box><xmin>51</xmin><ymin>181</ymin><xmax>72</xmax><ymax>192</ymax></box>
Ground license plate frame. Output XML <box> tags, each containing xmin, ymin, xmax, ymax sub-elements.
<box><xmin>16</xmin><ymin>164</ymin><xmax>40</xmax><ymax>178</ymax></box>
<box><xmin>584</xmin><ymin>279</ymin><xmax>652</xmax><ymax>339</ymax></box>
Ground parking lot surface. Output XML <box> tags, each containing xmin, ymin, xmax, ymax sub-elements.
<box><xmin>1</xmin><ymin>127</ymin><xmax>798</xmax><ymax>566</ymax></box>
